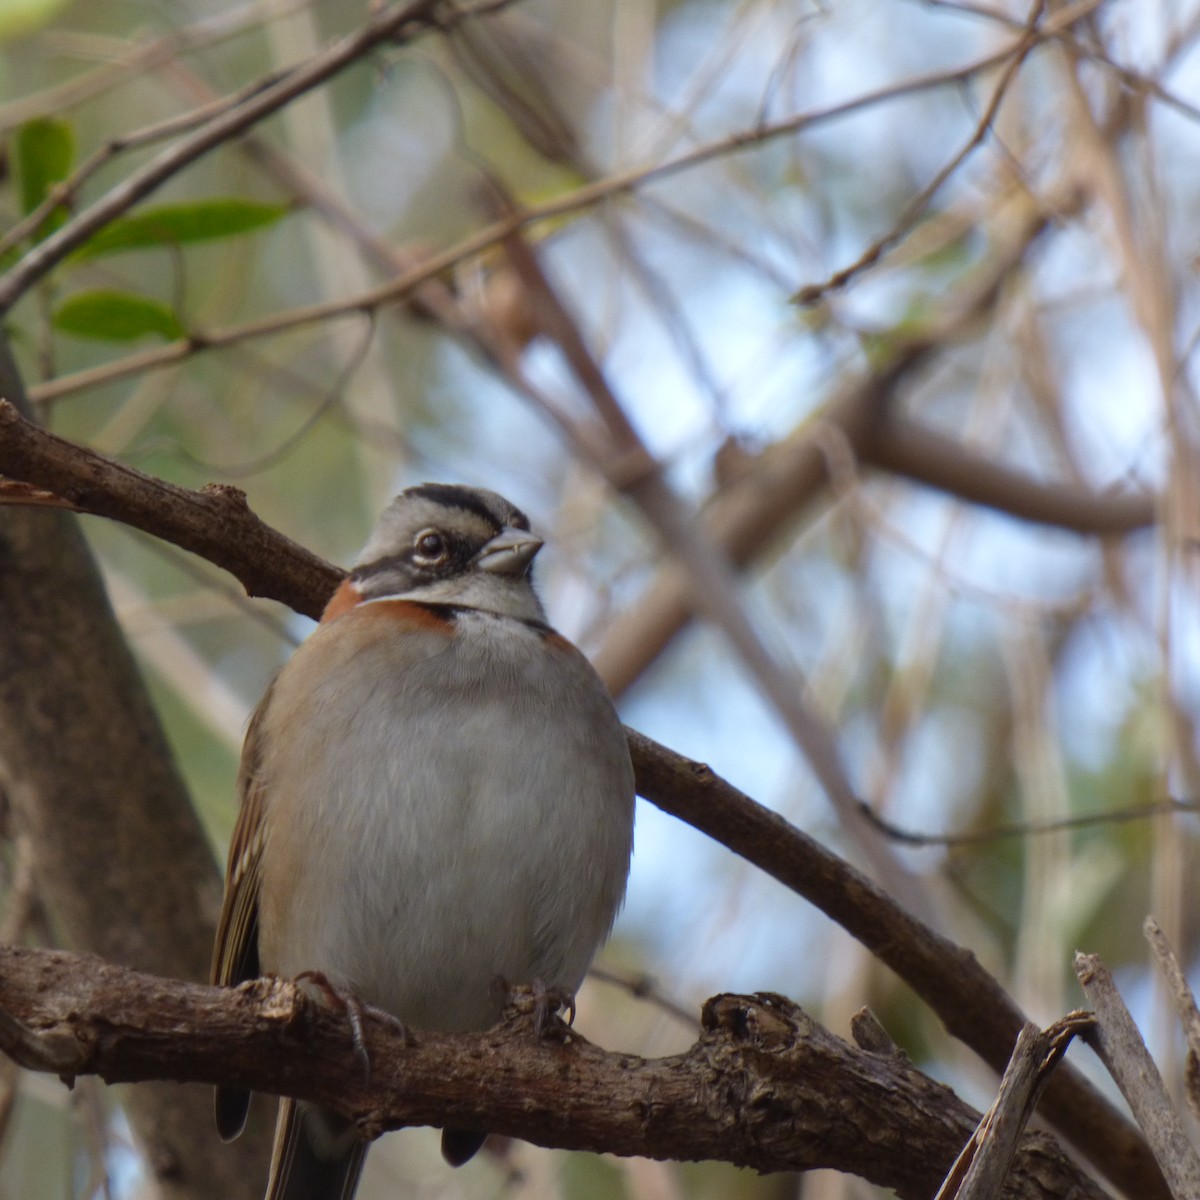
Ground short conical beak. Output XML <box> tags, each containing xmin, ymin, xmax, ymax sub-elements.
<box><xmin>474</xmin><ymin>527</ymin><xmax>543</xmax><ymax>577</ymax></box>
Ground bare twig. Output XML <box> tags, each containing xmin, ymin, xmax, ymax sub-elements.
<box><xmin>1144</xmin><ymin>918</ymin><xmax>1200</xmax><ymax>1125</ymax></box>
<box><xmin>23</xmin><ymin>14</ymin><xmax>1104</xmax><ymax>406</ymax></box>
<box><xmin>935</xmin><ymin>1013</ymin><xmax>1092</xmax><ymax>1200</ymax></box>
<box><xmin>794</xmin><ymin>0</ymin><xmax>1055</xmax><ymax>304</ymax></box>
<box><xmin>1075</xmin><ymin>951</ymin><xmax>1200</xmax><ymax>1198</ymax></box>
<box><xmin>0</xmin><ymin>0</ymin><xmax>312</xmax><ymax>134</ymax></box>
<box><xmin>927</xmin><ymin>0</ymin><xmax>1200</xmax><ymax>127</ymax></box>
<box><xmin>586</xmin><ymin>967</ymin><xmax>699</xmax><ymax>1029</ymax></box>
<box><xmin>591</xmin><ymin>192</ymin><xmax>1154</xmax><ymax>699</ymax></box>
<box><xmin>0</xmin><ymin>81</ymin><xmax>293</xmax><ymax>262</ymax></box>
<box><xmin>858</xmin><ymin>796</ymin><xmax>1199</xmax><ymax>848</ymax></box>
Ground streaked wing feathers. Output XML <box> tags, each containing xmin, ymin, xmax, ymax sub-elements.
<box><xmin>212</xmin><ymin>683</ymin><xmax>274</xmax><ymax>1142</ymax></box>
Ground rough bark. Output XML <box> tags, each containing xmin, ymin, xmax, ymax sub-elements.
<box><xmin>0</xmin><ymin>946</ymin><xmax>1111</xmax><ymax>1200</ymax></box>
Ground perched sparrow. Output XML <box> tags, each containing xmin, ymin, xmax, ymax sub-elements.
<box><xmin>212</xmin><ymin>483</ymin><xmax>636</xmax><ymax>1200</ymax></box>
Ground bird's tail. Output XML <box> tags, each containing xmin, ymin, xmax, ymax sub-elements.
<box><xmin>441</xmin><ymin>1127</ymin><xmax>487</xmax><ymax>1166</ymax></box>
<box><xmin>266</xmin><ymin>1098</ymin><xmax>368</xmax><ymax>1200</ymax></box>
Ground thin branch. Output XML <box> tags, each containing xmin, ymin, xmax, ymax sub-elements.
<box><xmin>587</xmin><ymin>967</ymin><xmax>699</xmax><ymax>1029</ymax></box>
<box><xmin>591</xmin><ymin>194</ymin><xmax>1154</xmax><ymax>699</ymax></box>
<box><xmin>859</xmin><ymin>797</ymin><xmax>1197</xmax><ymax>848</ymax></box>
<box><xmin>1144</xmin><ymin>917</ymin><xmax>1200</xmax><ymax>1125</ymax></box>
<box><xmin>0</xmin><ymin>945</ymin><xmax>1111</xmax><ymax>1200</ymax></box>
<box><xmin>0</xmin><ymin>74</ymin><xmax>297</xmax><ymax>262</ymax></box>
<box><xmin>0</xmin><ymin>0</ymin><xmax>515</xmax><ymax>311</ymax></box>
<box><xmin>926</xmin><ymin>0</ymin><xmax>1200</xmax><ymax>127</ymax></box>
<box><xmin>794</xmin><ymin>0</ymin><xmax>1055</xmax><ymax>305</ymax></box>
<box><xmin>0</xmin><ymin>0</ymin><xmax>312</xmax><ymax>134</ymax></box>
<box><xmin>25</xmin><ymin>11</ymin><xmax>1103</xmax><ymax>406</ymax></box>
<box><xmin>858</xmin><ymin>414</ymin><xmax>1156</xmax><ymax>535</ymax></box>
<box><xmin>0</xmin><ymin>400</ymin><xmax>340</xmax><ymax>618</ymax></box>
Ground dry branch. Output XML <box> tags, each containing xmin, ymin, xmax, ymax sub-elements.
<box><xmin>1075</xmin><ymin>951</ymin><xmax>1200</xmax><ymax>1197</ymax></box>
<box><xmin>593</xmin><ymin>232</ymin><xmax>1157</xmax><ymax>698</ymax></box>
<box><xmin>0</xmin><ymin>945</ymin><xmax>1109</xmax><ymax>1200</ymax></box>
<box><xmin>934</xmin><ymin>1014</ymin><xmax>1092</xmax><ymax>1200</ymax></box>
<box><xmin>15</xmin><ymin>3</ymin><xmax>1113</xmax><ymax>408</ymax></box>
<box><xmin>1144</xmin><ymin>917</ymin><xmax>1200</xmax><ymax>1124</ymax></box>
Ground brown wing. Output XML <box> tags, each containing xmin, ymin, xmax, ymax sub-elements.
<box><xmin>212</xmin><ymin>680</ymin><xmax>275</xmax><ymax>1140</ymax></box>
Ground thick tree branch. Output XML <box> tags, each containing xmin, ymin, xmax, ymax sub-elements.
<box><xmin>0</xmin><ymin>946</ymin><xmax>1109</xmax><ymax>1200</ymax></box>
<box><xmin>0</xmin><ymin>349</ymin><xmax>274</xmax><ymax>1198</ymax></box>
<box><xmin>859</xmin><ymin>416</ymin><xmax>1155</xmax><ymax>536</ymax></box>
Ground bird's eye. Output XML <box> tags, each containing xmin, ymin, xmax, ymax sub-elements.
<box><xmin>413</xmin><ymin>530</ymin><xmax>447</xmax><ymax>562</ymax></box>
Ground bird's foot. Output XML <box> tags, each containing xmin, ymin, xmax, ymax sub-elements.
<box><xmin>295</xmin><ymin>971</ymin><xmax>409</xmax><ymax>1085</ymax></box>
<box><xmin>532</xmin><ymin>978</ymin><xmax>576</xmax><ymax>1038</ymax></box>
<box><xmin>492</xmin><ymin>975</ymin><xmax>576</xmax><ymax>1041</ymax></box>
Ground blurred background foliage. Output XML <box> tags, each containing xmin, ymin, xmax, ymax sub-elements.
<box><xmin>1</xmin><ymin>0</ymin><xmax>1198</xmax><ymax>1196</ymax></box>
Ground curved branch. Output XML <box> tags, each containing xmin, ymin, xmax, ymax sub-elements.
<box><xmin>0</xmin><ymin>400</ymin><xmax>340</xmax><ymax>619</ymax></box>
<box><xmin>859</xmin><ymin>416</ymin><xmax>1155</xmax><ymax>535</ymax></box>
<box><xmin>626</xmin><ymin>731</ymin><xmax>1165</xmax><ymax>1199</ymax></box>
<box><xmin>0</xmin><ymin>946</ymin><xmax>1107</xmax><ymax>1200</ymax></box>
<box><xmin>590</xmin><ymin>198</ymin><xmax>1156</xmax><ymax>699</ymax></box>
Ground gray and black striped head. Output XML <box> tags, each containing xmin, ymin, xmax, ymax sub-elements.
<box><xmin>351</xmin><ymin>483</ymin><xmax>546</xmax><ymax>621</ymax></box>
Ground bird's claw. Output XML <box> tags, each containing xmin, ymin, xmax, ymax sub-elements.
<box><xmin>295</xmin><ymin>970</ymin><xmax>397</xmax><ymax>1085</ymax></box>
<box><xmin>492</xmin><ymin>975</ymin><xmax>576</xmax><ymax>1041</ymax></box>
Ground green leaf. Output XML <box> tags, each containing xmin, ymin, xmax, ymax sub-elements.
<box><xmin>75</xmin><ymin>199</ymin><xmax>290</xmax><ymax>259</ymax></box>
<box><xmin>14</xmin><ymin>116</ymin><xmax>75</xmax><ymax>239</ymax></box>
<box><xmin>52</xmin><ymin>291</ymin><xmax>185</xmax><ymax>342</ymax></box>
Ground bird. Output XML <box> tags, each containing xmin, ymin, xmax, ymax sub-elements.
<box><xmin>211</xmin><ymin>482</ymin><xmax>636</xmax><ymax>1200</ymax></box>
